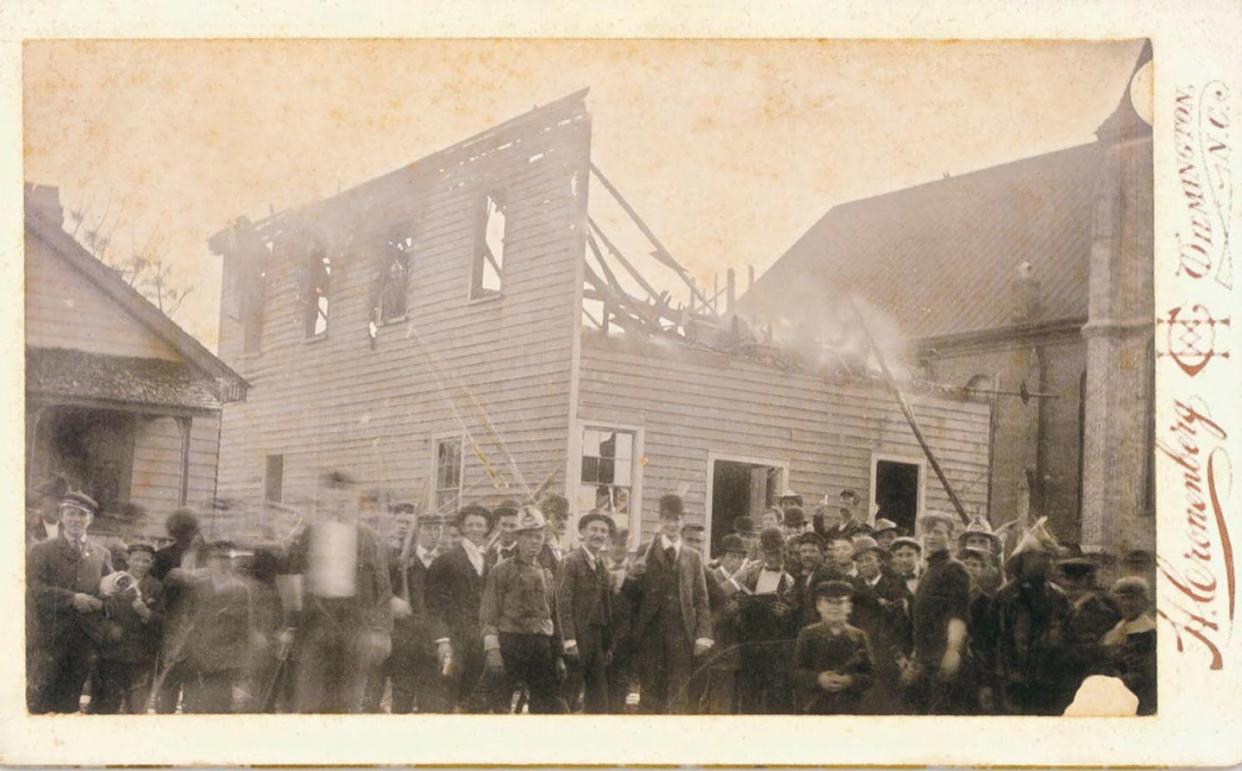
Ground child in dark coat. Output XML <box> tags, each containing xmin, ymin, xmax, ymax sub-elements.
<box><xmin>793</xmin><ymin>580</ymin><xmax>874</xmax><ymax>714</ymax></box>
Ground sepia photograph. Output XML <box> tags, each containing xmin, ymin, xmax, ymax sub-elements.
<box><xmin>18</xmin><ymin>36</ymin><xmax>1163</xmax><ymax>723</ymax></box>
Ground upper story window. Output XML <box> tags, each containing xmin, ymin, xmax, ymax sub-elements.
<box><xmin>379</xmin><ymin>235</ymin><xmax>413</xmax><ymax>323</ymax></box>
<box><xmin>305</xmin><ymin>249</ymin><xmax>332</xmax><ymax>338</ymax></box>
<box><xmin>471</xmin><ymin>194</ymin><xmax>506</xmax><ymax>299</ymax></box>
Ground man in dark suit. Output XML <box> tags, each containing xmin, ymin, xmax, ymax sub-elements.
<box><xmin>626</xmin><ymin>494</ymin><xmax>712</xmax><ymax>714</ymax></box>
<box><xmin>91</xmin><ymin>541</ymin><xmax>165</xmax><ymax>713</ymax></box>
<box><xmin>283</xmin><ymin>472</ymin><xmax>394</xmax><ymax>713</ymax></box>
<box><xmin>427</xmin><ymin>503</ymin><xmax>498</xmax><ymax>712</ymax></box>
<box><xmin>150</xmin><ymin>507</ymin><xmax>205</xmax><ymax>713</ymax></box>
<box><xmin>26</xmin><ymin>491</ymin><xmax>112</xmax><ymax>713</ymax></box>
<box><xmin>557</xmin><ymin>511</ymin><xmax>614</xmax><ymax>713</ymax></box>
<box><xmin>734</xmin><ymin>527</ymin><xmax>799</xmax><ymax>713</ymax></box>
<box><xmin>388</xmin><ymin>511</ymin><xmax>449</xmax><ymax>713</ymax></box>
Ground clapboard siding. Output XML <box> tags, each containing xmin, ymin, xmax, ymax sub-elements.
<box><xmin>216</xmin><ymin>97</ymin><xmax>591</xmax><ymax>513</ymax></box>
<box><xmin>24</xmin><ymin>230</ymin><xmax>181</xmax><ymax>360</ymax></box>
<box><xmin>128</xmin><ymin>413</ymin><xmax>221</xmax><ymax>518</ymax></box>
<box><xmin>577</xmin><ymin>334</ymin><xmax>991</xmax><ymax>544</ymax></box>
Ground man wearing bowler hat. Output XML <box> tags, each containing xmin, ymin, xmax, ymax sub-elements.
<box><xmin>627</xmin><ymin>494</ymin><xmax>712</xmax><ymax>714</ymax></box>
<box><xmin>27</xmin><ymin>490</ymin><xmax>112</xmax><ymax>713</ymax></box>
<box><xmin>557</xmin><ymin>510</ymin><xmax>615</xmax><ymax>713</ymax></box>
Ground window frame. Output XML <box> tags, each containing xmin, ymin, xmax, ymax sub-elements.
<box><xmin>304</xmin><ymin>247</ymin><xmax>332</xmax><ymax>340</ymax></box>
<box><xmin>468</xmin><ymin>192</ymin><xmax>508</xmax><ymax>301</ymax></box>
<box><xmin>429</xmin><ymin>431</ymin><xmax>466</xmax><ymax>515</ymax></box>
<box><xmin>264</xmin><ymin>453</ymin><xmax>285</xmax><ymax>504</ymax></box>
<box><xmin>570</xmin><ymin>421</ymin><xmax>644</xmax><ymax>547</ymax></box>
<box><xmin>378</xmin><ymin>234</ymin><xmax>414</xmax><ymax>325</ymax></box>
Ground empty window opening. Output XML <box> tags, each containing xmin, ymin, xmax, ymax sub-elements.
<box><xmin>305</xmin><ymin>250</ymin><xmax>331</xmax><ymax>337</ymax></box>
<box><xmin>264</xmin><ymin>454</ymin><xmax>284</xmax><ymax>503</ymax></box>
<box><xmin>473</xmin><ymin>194</ymin><xmax>506</xmax><ymax>297</ymax></box>
<box><xmin>380</xmin><ymin>237</ymin><xmax>412</xmax><ymax>322</ymax></box>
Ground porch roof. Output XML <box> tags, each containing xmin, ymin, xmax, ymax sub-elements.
<box><xmin>26</xmin><ymin>346</ymin><xmax>225</xmax><ymax>412</ymax></box>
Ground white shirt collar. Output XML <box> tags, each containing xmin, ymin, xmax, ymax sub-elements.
<box><xmin>461</xmin><ymin>539</ymin><xmax>486</xmax><ymax>575</ymax></box>
<box><xmin>659</xmin><ymin>534</ymin><xmax>681</xmax><ymax>557</ymax></box>
<box><xmin>416</xmin><ymin>545</ymin><xmax>435</xmax><ymax>567</ymax></box>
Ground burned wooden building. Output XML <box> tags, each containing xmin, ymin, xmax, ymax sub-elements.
<box><xmin>210</xmin><ymin>90</ymin><xmax>991</xmax><ymax>552</ymax></box>
<box><xmin>24</xmin><ymin>184</ymin><xmax>248</xmax><ymax>538</ymax></box>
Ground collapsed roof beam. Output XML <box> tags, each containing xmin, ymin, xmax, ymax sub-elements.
<box><xmin>589</xmin><ymin>162</ymin><xmax>715</xmax><ymax>313</ymax></box>
<box><xmin>587</xmin><ymin>216</ymin><xmax>662</xmax><ymax>304</ymax></box>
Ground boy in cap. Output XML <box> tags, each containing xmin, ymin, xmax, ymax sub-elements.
<box><xmin>557</xmin><ymin>511</ymin><xmax>615</xmax><ymax>713</ymax></box>
<box><xmin>92</xmin><ymin>541</ymin><xmax>165</xmax><ymax>713</ymax></box>
<box><xmin>627</xmin><ymin>494</ymin><xmax>712</xmax><ymax>714</ymax></box>
<box><xmin>1103</xmin><ymin>576</ymin><xmax>1156</xmax><ymax>715</ymax></box>
<box><xmin>480</xmin><ymin>505</ymin><xmax>567</xmax><ymax>713</ymax></box>
<box><xmin>485</xmin><ymin>500</ymin><xmax>522</xmax><ymax>570</ymax></box>
<box><xmin>26</xmin><ymin>490</ymin><xmax>111</xmax><ymax>713</ymax></box>
<box><xmin>793</xmin><ymin>580</ymin><xmax>874</xmax><ymax>714</ymax></box>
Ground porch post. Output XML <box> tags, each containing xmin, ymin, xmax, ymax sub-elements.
<box><xmin>175</xmin><ymin>416</ymin><xmax>193</xmax><ymax>506</ymax></box>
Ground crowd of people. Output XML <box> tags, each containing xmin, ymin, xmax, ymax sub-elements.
<box><xmin>25</xmin><ymin>474</ymin><xmax>1157</xmax><ymax>716</ymax></box>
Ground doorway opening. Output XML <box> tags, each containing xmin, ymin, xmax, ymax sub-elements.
<box><xmin>873</xmin><ymin>458</ymin><xmax>922</xmax><ymax>536</ymax></box>
<box><xmin>708</xmin><ymin>457</ymin><xmax>784</xmax><ymax>555</ymax></box>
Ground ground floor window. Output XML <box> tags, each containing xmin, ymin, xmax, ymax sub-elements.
<box><xmin>577</xmin><ymin>427</ymin><xmax>636</xmax><ymax>524</ymax></box>
<box><xmin>28</xmin><ymin>405</ymin><xmax>136</xmax><ymax>514</ymax></box>
<box><xmin>434</xmin><ymin>434</ymin><xmax>464</xmax><ymax>513</ymax></box>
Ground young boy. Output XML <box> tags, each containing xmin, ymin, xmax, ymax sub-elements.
<box><xmin>792</xmin><ymin>580</ymin><xmax>874</xmax><ymax>714</ymax></box>
<box><xmin>1103</xmin><ymin>576</ymin><xmax>1156</xmax><ymax>715</ymax></box>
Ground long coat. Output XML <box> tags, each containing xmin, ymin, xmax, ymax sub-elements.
<box><xmin>27</xmin><ymin>536</ymin><xmax>113</xmax><ymax>646</ymax></box>
<box><xmin>426</xmin><ymin>545</ymin><xmax>488</xmax><ymax>647</ymax></box>
<box><xmin>630</xmin><ymin>541</ymin><xmax>711</xmax><ymax>645</ymax></box>
<box><xmin>556</xmin><ymin>547</ymin><xmax>613</xmax><ymax>654</ymax></box>
<box><xmin>391</xmin><ymin>554</ymin><xmax>445</xmax><ymax>656</ymax></box>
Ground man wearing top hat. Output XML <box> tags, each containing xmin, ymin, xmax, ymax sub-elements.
<box><xmin>557</xmin><ymin>510</ymin><xmax>615</xmax><ymax>713</ymax></box>
<box><xmin>480</xmin><ymin>504</ymin><xmax>568</xmax><ymax>713</ymax></box>
<box><xmin>91</xmin><ymin>540</ymin><xmax>165</xmax><ymax>713</ymax></box>
<box><xmin>626</xmin><ymin>494</ymin><xmax>713</xmax><ymax>714</ymax></box>
<box><xmin>903</xmin><ymin>511</ymin><xmax>972</xmax><ymax>715</ymax></box>
<box><xmin>27</xmin><ymin>490</ymin><xmax>112</xmax><ymax>713</ymax></box>
<box><xmin>388</xmin><ymin>510</ymin><xmax>449</xmax><ymax>713</ymax></box>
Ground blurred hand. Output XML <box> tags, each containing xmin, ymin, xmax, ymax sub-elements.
<box><xmin>359</xmin><ymin>631</ymin><xmax>391</xmax><ymax>662</ymax></box>
<box><xmin>773</xmin><ymin>601</ymin><xmax>791</xmax><ymax>617</ymax></box>
<box><xmin>555</xmin><ymin>657</ymin><xmax>567</xmax><ymax>682</ymax></box>
<box><xmin>390</xmin><ymin>596</ymin><xmax>413</xmax><ymax>620</ymax></box>
<box><xmin>693</xmin><ymin>639</ymin><xmax>713</xmax><ymax>657</ymax></box>
<box><xmin>938</xmin><ymin>649</ymin><xmax>962</xmax><ymax>680</ymax></box>
<box><xmin>485</xmin><ymin>648</ymin><xmax>504</xmax><ymax>674</ymax></box>
<box><xmin>72</xmin><ymin>593</ymin><xmax>101</xmax><ymax>613</ymax></box>
<box><xmin>131</xmin><ymin>598</ymin><xmax>151</xmax><ymax>620</ymax></box>
<box><xmin>817</xmin><ymin>672</ymin><xmax>847</xmax><ymax>692</ymax></box>
<box><xmin>437</xmin><ymin>640</ymin><xmax>453</xmax><ymax>668</ymax></box>
<box><xmin>563</xmin><ymin>640</ymin><xmax>580</xmax><ymax>659</ymax></box>
<box><xmin>278</xmin><ymin>627</ymin><xmax>297</xmax><ymax>648</ymax></box>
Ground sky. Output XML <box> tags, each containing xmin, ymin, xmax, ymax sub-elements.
<box><xmin>23</xmin><ymin>38</ymin><xmax>1145</xmax><ymax>351</ymax></box>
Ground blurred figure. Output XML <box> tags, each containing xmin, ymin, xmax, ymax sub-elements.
<box><xmin>27</xmin><ymin>491</ymin><xmax>111</xmax><ymax>713</ymax></box>
<box><xmin>681</xmin><ymin>523</ymin><xmax>707</xmax><ymax>554</ymax></box>
<box><xmin>793</xmin><ymin>580</ymin><xmax>874</xmax><ymax>714</ymax></box>
<box><xmin>25</xmin><ymin>475</ymin><xmax>68</xmax><ymax>550</ymax></box>
<box><xmin>821</xmin><ymin>489</ymin><xmax>871</xmax><ymax>541</ymax></box>
<box><xmin>91</xmin><ymin>542</ymin><xmax>165</xmax><ymax>713</ymax></box>
<box><xmin>960</xmin><ymin>546</ymin><xmax>999</xmax><ymax>714</ymax></box>
<box><xmin>388</xmin><ymin>512</ymin><xmax>449</xmax><ymax>713</ymax></box>
<box><xmin>284</xmin><ymin>471</ymin><xmax>394</xmax><ymax>713</ymax></box>
<box><xmin>992</xmin><ymin>537</ymin><xmax>1072</xmax><ymax>715</ymax></box>
<box><xmin>557</xmin><ymin>512</ymin><xmax>615</xmax><ymax>713</ymax></box>
<box><xmin>154</xmin><ymin>508</ymin><xmax>205</xmax><ymax>580</ymax></box>
<box><xmin>170</xmin><ymin>541</ymin><xmax>266</xmax><ymax>713</ymax></box>
<box><xmin>792</xmin><ymin>533</ymin><xmax>840</xmax><ymax>626</ymax></box>
<box><xmin>734</xmin><ymin>527</ymin><xmax>798</xmax><ymax>713</ymax></box>
<box><xmin>480</xmin><ymin>506</ymin><xmax>567</xmax><ymax>714</ymax></box>
<box><xmin>152</xmin><ymin>508</ymin><xmax>207</xmax><ymax>713</ymax></box>
<box><xmin>903</xmin><ymin>512</ymin><xmax>971</xmax><ymax>715</ymax></box>
<box><xmin>1103</xmin><ymin>577</ymin><xmax>1156</xmax><ymax>715</ymax></box>
<box><xmin>438</xmin><ymin>522</ymin><xmax>463</xmax><ymax>555</ymax></box>
<box><xmin>760</xmin><ymin>507</ymin><xmax>783</xmax><ymax>532</ymax></box>
<box><xmin>776</xmin><ymin>489</ymin><xmax>803</xmax><ymax>516</ymax></box>
<box><xmin>539</xmin><ymin>494</ymin><xmax>570</xmax><ymax>576</ymax></box>
<box><xmin>782</xmin><ymin>507</ymin><xmax>811</xmax><ymax>539</ymax></box>
<box><xmin>732</xmin><ymin>515</ymin><xmax>759</xmax><ymax>561</ymax></box>
<box><xmin>1055</xmin><ymin>552</ymin><xmax>1122</xmax><ymax>713</ymax></box>
<box><xmin>826</xmin><ymin>534</ymin><xmax>857</xmax><ymax>577</ymax></box>
<box><xmin>851</xmin><ymin>536</ymin><xmax>910</xmax><ymax>714</ymax></box>
<box><xmin>427</xmin><ymin>504</ymin><xmax>498</xmax><ymax>712</ymax></box>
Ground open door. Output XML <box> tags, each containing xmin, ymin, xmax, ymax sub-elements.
<box><xmin>707</xmin><ymin>455</ymin><xmax>785</xmax><ymax>556</ymax></box>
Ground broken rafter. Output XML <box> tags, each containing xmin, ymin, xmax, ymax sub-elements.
<box><xmin>589</xmin><ymin>162</ymin><xmax>714</xmax><ymax>313</ymax></box>
<box><xmin>587</xmin><ymin>216</ymin><xmax>662</xmax><ymax>304</ymax></box>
